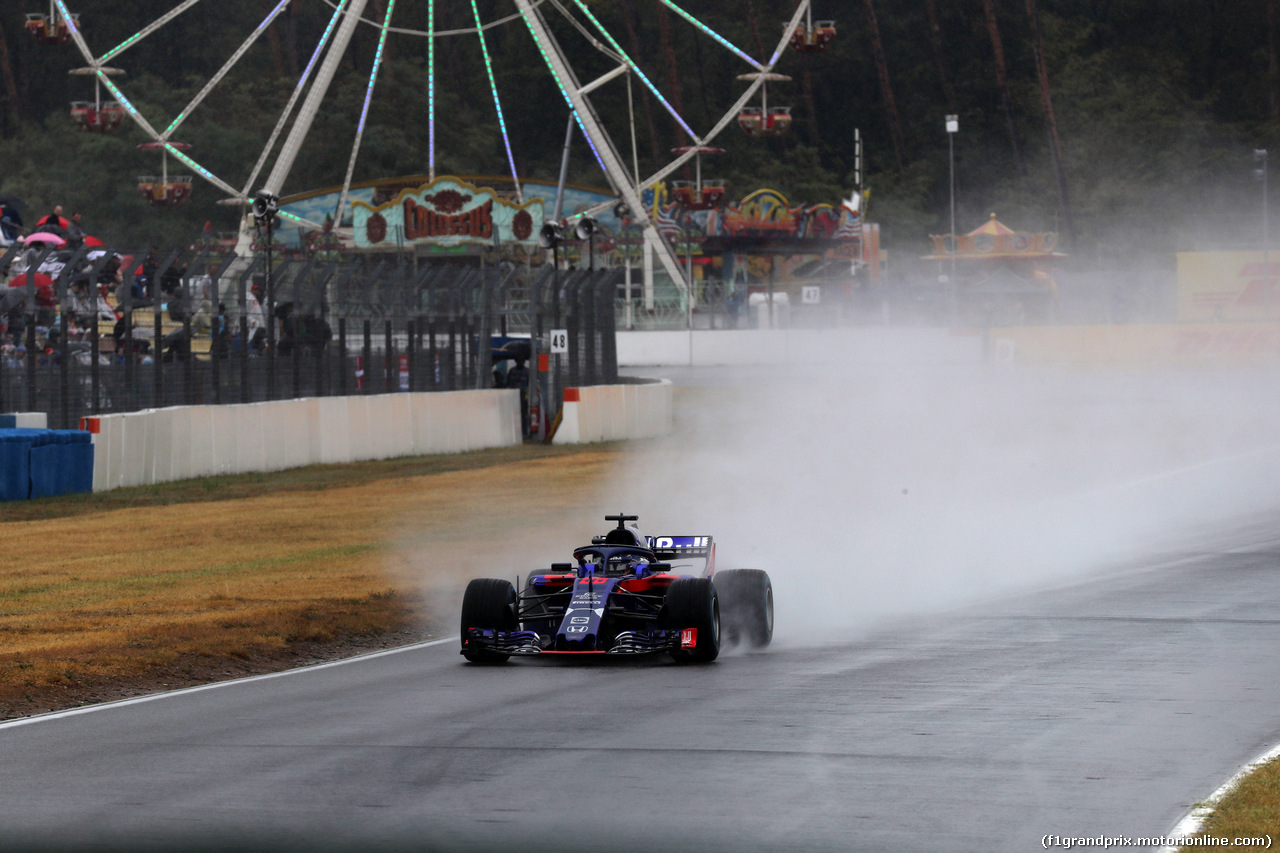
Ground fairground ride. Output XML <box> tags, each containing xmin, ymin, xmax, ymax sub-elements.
<box><xmin>36</xmin><ymin>0</ymin><xmax>833</xmax><ymax>293</ymax></box>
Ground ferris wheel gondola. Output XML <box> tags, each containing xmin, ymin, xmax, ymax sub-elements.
<box><xmin>787</xmin><ymin>5</ymin><xmax>835</xmax><ymax>53</ymax></box>
<box><xmin>736</xmin><ymin>72</ymin><xmax>792</xmax><ymax>137</ymax></box>
<box><xmin>670</xmin><ymin>145</ymin><xmax>725</xmax><ymax>210</ymax></box>
<box><xmin>25</xmin><ymin>2</ymin><xmax>79</xmax><ymax>45</ymax></box>
<box><xmin>136</xmin><ymin>141</ymin><xmax>194</xmax><ymax>207</ymax></box>
<box><xmin>68</xmin><ymin>66</ymin><xmax>124</xmax><ymax>132</ymax></box>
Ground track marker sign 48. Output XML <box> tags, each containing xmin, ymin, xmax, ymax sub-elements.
<box><xmin>550</xmin><ymin>330</ymin><xmax>568</xmax><ymax>353</ymax></box>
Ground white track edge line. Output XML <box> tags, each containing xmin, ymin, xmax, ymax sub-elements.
<box><xmin>0</xmin><ymin>636</ymin><xmax>457</xmax><ymax>731</ymax></box>
<box><xmin>1159</xmin><ymin>739</ymin><xmax>1280</xmax><ymax>851</ymax></box>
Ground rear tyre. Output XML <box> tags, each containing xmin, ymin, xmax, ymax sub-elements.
<box><xmin>713</xmin><ymin>569</ymin><xmax>773</xmax><ymax>649</ymax></box>
<box><xmin>460</xmin><ymin>578</ymin><xmax>517</xmax><ymax>663</ymax></box>
<box><xmin>662</xmin><ymin>577</ymin><xmax>720</xmax><ymax>663</ymax></box>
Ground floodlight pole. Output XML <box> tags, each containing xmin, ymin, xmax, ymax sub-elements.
<box><xmin>265</xmin><ymin>213</ymin><xmax>275</xmax><ymax>399</ymax></box>
<box><xmin>946</xmin><ymin>114</ymin><xmax>959</xmax><ymax>319</ymax></box>
<box><xmin>1258</xmin><ymin>149</ymin><xmax>1270</xmax><ymax>275</ymax></box>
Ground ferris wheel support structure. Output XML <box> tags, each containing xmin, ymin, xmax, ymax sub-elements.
<box><xmin>571</xmin><ymin>2</ymin><xmax>810</xmax><ymax>219</ymax></box>
<box><xmin>515</xmin><ymin>0</ymin><xmax>689</xmax><ymax>289</ymax></box>
<box><xmin>264</xmin><ymin>0</ymin><xmax>370</xmax><ymax>199</ymax></box>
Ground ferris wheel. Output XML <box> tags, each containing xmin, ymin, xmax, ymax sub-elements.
<box><xmin>40</xmin><ymin>0</ymin><xmax>828</xmax><ymax>285</ymax></box>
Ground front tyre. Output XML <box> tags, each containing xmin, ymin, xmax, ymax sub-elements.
<box><xmin>713</xmin><ymin>569</ymin><xmax>774</xmax><ymax>649</ymax></box>
<box><xmin>460</xmin><ymin>577</ymin><xmax>517</xmax><ymax>664</ymax></box>
<box><xmin>663</xmin><ymin>577</ymin><xmax>720</xmax><ymax>663</ymax></box>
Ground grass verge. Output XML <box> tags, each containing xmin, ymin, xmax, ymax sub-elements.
<box><xmin>0</xmin><ymin>441</ymin><xmax>622</xmax><ymax>720</ymax></box>
<box><xmin>1179</xmin><ymin>756</ymin><xmax>1280</xmax><ymax>850</ymax></box>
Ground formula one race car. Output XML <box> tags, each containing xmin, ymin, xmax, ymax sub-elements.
<box><xmin>460</xmin><ymin>513</ymin><xmax>773</xmax><ymax>664</ymax></box>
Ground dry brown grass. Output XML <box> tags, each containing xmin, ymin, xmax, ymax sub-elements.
<box><xmin>0</xmin><ymin>443</ymin><xmax>623</xmax><ymax>719</ymax></box>
<box><xmin>1180</xmin><ymin>757</ymin><xmax>1280</xmax><ymax>850</ymax></box>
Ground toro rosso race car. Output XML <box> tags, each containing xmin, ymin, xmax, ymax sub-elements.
<box><xmin>460</xmin><ymin>513</ymin><xmax>773</xmax><ymax>663</ymax></box>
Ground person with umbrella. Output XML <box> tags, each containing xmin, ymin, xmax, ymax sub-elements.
<box><xmin>10</xmin><ymin>270</ymin><xmax>57</xmax><ymax>327</ymax></box>
<box><xmin>35</xmin><ymin>204</ymin><xmax>68</xmax><ymax>234</ymax></box>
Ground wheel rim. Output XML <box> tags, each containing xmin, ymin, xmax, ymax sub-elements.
<box><xmin>764</xmin><ymin>586</ymin><xmax>774</xmax><ymax>635</ymax></box>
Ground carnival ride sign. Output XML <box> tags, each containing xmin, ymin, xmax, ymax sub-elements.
<box><xmin>720</xmin><ymin>188</ymin><xmax>807</xmax><ymax>236</ymax></box>
<box><xmin>352</xmin><ymin>177</ymin><xmax>543</xmax><ymax>248</ymax></box>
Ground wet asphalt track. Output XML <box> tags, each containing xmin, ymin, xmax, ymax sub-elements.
<box><xmin>4</xmin><ymin>512</ymin><xmax>1280</xmax><ymax>852</ymax></box>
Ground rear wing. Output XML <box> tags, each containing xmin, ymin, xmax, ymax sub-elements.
<box><xmin>647</xmin><ymin>535</ymin><xmax>716</xmax><ymax>573</ymax></box>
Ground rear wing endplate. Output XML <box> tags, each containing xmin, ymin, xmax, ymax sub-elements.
<box><xmin>647</xmin><ymin>535</ymin><xmax>715</xmax><ymax>563</ymax></box>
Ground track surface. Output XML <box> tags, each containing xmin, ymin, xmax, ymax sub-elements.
<box><xmin>3</xmin><ymin>513</ymin><xmax>1280</xmax><ymax>852</ymax></box>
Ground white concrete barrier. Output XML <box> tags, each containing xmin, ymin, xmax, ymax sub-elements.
<box><xmin>210</xmin><ymin>404</ymin><xmax>237</xmax><ymax>476</ymax></box>
<box><xmin>616</xmin><ymin>327</ymin><xmax>983</xmax><ymax>367</ymax></box>
<box><xmin>187</xmin><ymin>406</ymin><xmax>215</xmax><ymax>481</ymax></box>
<box><xmin>118</xmin><ymin>412</ymin><xmax>146</xmax><ymax>489</ymax></box>
<box><xmin>1</xmin><ymin>412</ymin><xmax>48</xmax><ymax>428</ymax></box>
<box><xmin>553</xmin><ymin>379</ymin><xmax>673</xmax><ymax>445</ymax></box>
<box><xmin>87</xmin><ymin>389</ymin><xmax>521</xmax><ymax>491</ymax></box>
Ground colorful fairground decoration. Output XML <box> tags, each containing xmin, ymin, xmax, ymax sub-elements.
<box><xmin>641</xmin><ymin>183</ymin><xmax>877</xmax><ymax>284</ymax></box>
<box><xmin>644</xmin><ymin>185</ymin><xmax>864</xmax><ymax>244</ymax></box>
<box><xmin>351</xmin><ymin>177</ymin><xmax>543</xmax><ymax>249</ymax></box>
<box><xmin>925</xmin><ymin>213</ymin><xmax>1062</xmax><ymax>259</ymax></box>
<box><xmin>923</xmin><ymin>213</ymin><xmax>1066</xmax><ymax>321</ymax></box>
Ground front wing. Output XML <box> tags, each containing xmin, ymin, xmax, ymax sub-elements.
<box><xmin>463</xmin><ymin>626</ymin><xmax>694</xmax><ymax>656</ymax></box>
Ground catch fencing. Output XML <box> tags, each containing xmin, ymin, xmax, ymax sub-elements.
<box><xmin>0</xmin><ymin>241</ymin><xmax>621</xmax><ymax>431</ymax></box>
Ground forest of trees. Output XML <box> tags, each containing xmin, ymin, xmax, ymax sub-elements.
<box><xmin>1</xmin><ymin>0</ymin><xmax>1278</xmax><ymax>276</ymax></box>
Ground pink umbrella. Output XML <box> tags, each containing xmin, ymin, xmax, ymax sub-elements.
<box><xmin>23</xmin><ymin>231</ymin><xmax>66</xmax><ymax>246</ymax></box>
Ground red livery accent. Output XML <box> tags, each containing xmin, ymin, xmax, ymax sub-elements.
<box><xmin>617</xmin><ymin>575</ymin><xmax>677</xmax><ymax>593</ymax></box>
<box><xmin>681</xmin><ymin>628</ymin><xmax>697</xmax><ymax>649</ymax></box>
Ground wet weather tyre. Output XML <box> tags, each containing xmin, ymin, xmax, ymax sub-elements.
<box><xmin>713</xmin><ymin>569</ymin><xmax>774</xmax><ymax>649</ymax></box>
<box><xmin>460</xmin><ymin>578</ymin><xmax>517</xmax><ymax>664</ymax></box>
<box><xmin>663</xmin><ymin>577</ymin><xmax>720</xmax><ymax>663</ymax></box>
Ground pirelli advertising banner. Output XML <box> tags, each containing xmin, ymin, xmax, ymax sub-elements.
<box><xmin>352</xmin><ymin>177</ymin><xmax>543</xmax><ymax>248</ymax></box>
<box><xmin>1177</xmin><ymin>251</ymin><xmax>1280</xmax><ymax>321</ymax></box>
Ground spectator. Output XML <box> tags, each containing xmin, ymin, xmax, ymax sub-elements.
<box><xmin>1</xmin><ymin>205</ymin><xmax>23</xmax><ymax>242</ymax></box>
<box><xmin>212</xmin><ymin>302</ymin><xmax>230</xmax><ymax>357</ymax></box>
<box><xmin>65</xmin><ymin>212</ymin><xmax>84</xmax><ymax>247</ymax></box>
<box><xmin>506</xmin><ymin>356</ymin><xmax>530</xmax><ymax>436</ymax></box>
<box><xmin>129</xmin><ymin>248</ymin><xmax>158</xmax><ymax>305</ymax></box>
<box><xmin>35</xmin><ymin>205</ymin><xmax>67</xmax><ymax>235</ymax></box>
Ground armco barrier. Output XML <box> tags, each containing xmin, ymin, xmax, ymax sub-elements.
<box><xmin>0</xmin><ymin>428</ymin><xmax>94</xmax><ymax>501</ymax></box>
<box><xmin>87</xmin><ymin>389</ymin><xmax>521</xmax><ymax>492</ymax></box>
<box><xmin>553</xmin><ymin>379</ymin><xmax>673</xmax><ymax>445</ymax></box>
